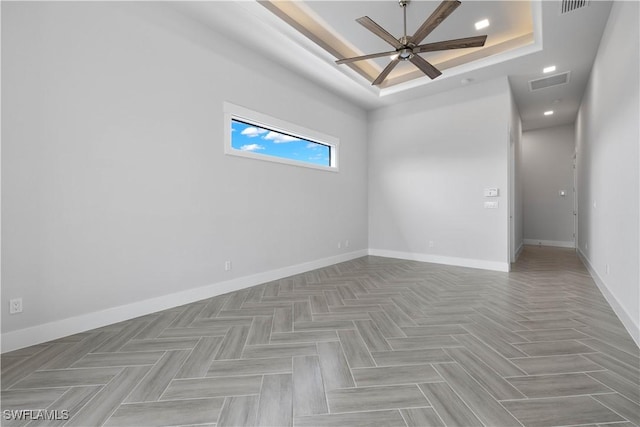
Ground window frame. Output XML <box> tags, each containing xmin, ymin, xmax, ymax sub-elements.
<box><xmin>224</xmin><ymin>102</ymin><xmax>339</xmax><ymax>172</ymax></box>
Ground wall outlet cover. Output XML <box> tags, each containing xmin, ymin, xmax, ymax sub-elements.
<box><xmin>9</xmin><ymin>298</ymin><xmax>23</xmax><ymax>314</ymax></box>
<box><xmin>484</xmin><ymin>201</ymin><xmax>499</xmax><ymax>209</ymax></box>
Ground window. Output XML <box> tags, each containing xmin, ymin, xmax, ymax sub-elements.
<box><xmin>224</xmin><ymin>102</ymin><xmax>338</xmax><ymax>171</ymax></box>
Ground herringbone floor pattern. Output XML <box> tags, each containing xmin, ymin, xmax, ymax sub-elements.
<box><xmin>2</xmin><ymin>246</ymin><xmax>639</xmax><ymax>426</ymax></box>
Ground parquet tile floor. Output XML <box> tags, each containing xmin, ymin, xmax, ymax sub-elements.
<box><xmin>2</xmin><ymin>246</ymin><xmax>639</xmax><ymax>426</ymax></box>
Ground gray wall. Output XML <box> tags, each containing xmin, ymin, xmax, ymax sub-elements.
<box><xmin>522</xmin><ymin>125</ymin><xmax>576</xmax><ymax>247</ymax></box>
<box><xmin>575</xmin><ymin>1</ymin><xmax>639</xmax><ymax>343</ymax></box>
<box><xmin>368</xmin><ymin>78</ymin><xmax>511</xmax><ymax>271</ymax></box>
<box><xmin>509</xmin><ymin>87</ymin><xmax>524</xmax><ymax>260</ymax></box>
<box><xmin>2</xmin><ymin>3</ymin><xmax>368</xmax><ymax>338</ymax></box>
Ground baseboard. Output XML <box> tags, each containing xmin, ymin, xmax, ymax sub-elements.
<box><xmin>368</xmin><ymin>249</ymin><xmax>510</xmax><ymax>272</ymax></box>
<box><xmin>577</xmin><ymin>249</ymin><xmax>640</xmax><ymax>347</ymax></box>
<box><xmin>1</xmin><ymin>249</ymin><xmax>368</xmax><ymax>353</ymax></box>
<box><xmin>523</xmin><ymin>239</ymin><xmax>575</xmax><ymax>248</ymax></box>
<box><xmin>514</xmin><ymin>242</ymin><xmax>524</xmax><ymax>261</ymax></box>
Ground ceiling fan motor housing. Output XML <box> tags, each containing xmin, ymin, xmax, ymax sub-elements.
<box><xmin>398</xmin><ymin>47</ymin><xmax>414</xmax><ymax>60</ymax></box>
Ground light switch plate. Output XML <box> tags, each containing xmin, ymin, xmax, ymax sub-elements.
<box><xmin>484</xmin><ymin>188</ymin><xmax>499</xmax><ymax>197</ymax></box>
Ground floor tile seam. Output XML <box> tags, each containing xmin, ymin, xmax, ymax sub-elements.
<box><xmin>396</xmin><ymin>407</ymin><xmax>412</xmax><ymax>427</ymax></box>
<box><xmin>441</xmin><ymin>347</ymin><xmax>521</xmax><ymax>397</ymax></box>
<box><xmin>330</xmin><ymin>339</ymin><xmax>358</xmax><ymax>391</ymax></box>
<box><xmin>67</xmin><ymin>365</ymin><xmax>144</xmax><ymax>426</ymax></box>
<box><xmin>324</xmin><ymin>403</ymin><xmax>434</xmax><ymax>416</ymax></box>
<box><xmin>584</xmin><ymin>371</ymin><xmax>640</xmax><ymax>394</ymax></box>
<box><xmin>585</xmin><ymin>372</ymin><xmax>640</xmax><ymax>403</ymax></box>
<box><xmin>346</xmin><ymin>377</ymin><xmax>447</xmax><ymax>389</ymax></box>
<box><xmin>148</xmin><ymin>350</ymin><xmax>193</xmax><ymax>403</ymax></box>
<box><xmin>347</xmin><ymin>326</ymin><xmax>377</xmax><ymax>368</ymax></box>
<box><xmin>129</xmin><ymin>392</ymin><xmax>258</xmax><ymax>404</ymax></box>
<box><xmin>7</xmin><ymin>378</ymin><xmax>127</xmax><ymax>392</ymax></box>
<box><xmin>575</xmin><ymin>340</ymin><xmax>640</xmax><ymax>368</ymax></box>
<box><xmin>459</xmin><ymin>328</ymin><xmax>525</xmax><ymax>360</ymax></box>
<box><xmin>253</xmin><ymin>374</ymin><xmax>269</xmax><ymax>423</ymax></box>
<box><xmin>430</xmin><ymin>363</ymin><xmax>502</xmax><ymax>427</ymax></box>
<box><xmin>497</xmin><ymin>391</ymin><xmax>619</xmax><ymax>402</ymax></box>
<box><xmin>495</xmin><ymin>397</ymin><xmax>526</xmax><ymax>427</ymax></box>
<box><xmin>588</xmin><ymin>393</ymin><xmax>637</xmax><ymax>424</ymax></box>
<box><xmin>418</xmin><ymin>379</ymin><xmax>489</xmax><ymax>427</ymax></box>
<box><xmin>46</xmin><ymin>386</ymin><xmax>100</xmax><ymax>427</ymax></box>
<box><xmin>503</xmin><ymin>369</ymin><xmax>611</xmax><ymax>379</ymax></box>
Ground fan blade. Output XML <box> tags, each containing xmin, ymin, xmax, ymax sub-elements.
<box><xmin>372</xmin><ymin>58</ymin><xmax>400</xmax><ymax>86</ymax></box>
<box><xmin>410</xmin><ymin>55</ymin><xmax>442</xmax><ymax>79</ymax></box>
<box><xmin>357</xmin><ymin>16</ymin><xmax>403</xmax><ymax>49</ymax></box>
<box><xmin>411</xmin><ymin>0</ymin><xmax>461</xmax><ymax>45</ymax></box>
<box><xmin>336</xmin><ymin>50</ymin><xmax>398</xmax><ymax>65</ymax></box>
<box><xmin>415</xmin><ymin>35</ymin><xmax>487</xmax><ymax>53</ymax></box>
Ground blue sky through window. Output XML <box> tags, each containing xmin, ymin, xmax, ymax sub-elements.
<box><xmin>231</xmin><ymin>119</ymin><xmax>331</xmax><ymax>167</ymax></box>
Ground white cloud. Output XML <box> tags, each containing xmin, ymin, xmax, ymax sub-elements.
<box><xmin>241</xmin><ymin>127</ymin><xmax>268</xmax><ymax>138</ymax></box>
<box><xmin>240</xmin><ymin>143</ymin><xmax>265</xmax><ymax>152</ymax></box>
<box><xmin>306</xmin><ymin>142</ymin><xmax>319</xmax><ymax>149</ymax></box>
<box><xmin>264</xmin><ymin>131</ymin><xmax>299</xmax><ymax>143</ymax></box>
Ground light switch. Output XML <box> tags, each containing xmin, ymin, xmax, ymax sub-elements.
<box><xmin>484</xmin><ymin>201</ymin><xmax>499</xmax><ymax>209</ymax></box>
<box><xmin>484</xmin><ymin>188</ymin><xmax>499</xmax><ymax>197</ymax></box>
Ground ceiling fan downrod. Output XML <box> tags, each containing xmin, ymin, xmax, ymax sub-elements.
<box><xmin>398</xmin><ymin>0</ymin><xmax>414</xmax><ymax>60</ymax></box>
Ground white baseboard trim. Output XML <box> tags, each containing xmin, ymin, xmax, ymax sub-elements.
<box><xmin>524</xmin><ymin>239</ymin><xmax>575</xmax><ymax>248</ymax></box>
<box><xmin>577</xmin><ymin>249</ymin><xmax>640</xmax><ymax>347</ymax></box>
<box><xmin>1</xmin><ymin>250</ymin><xmax>368</xmax><ymax>353</ymax></box>
<box><xmin>368</xmin><ymin>249</ymin><xmax>510</xmax><ymax>272</ymax></box>
<box><xmin>514</xmin><ymin>242</ymin><xmax>524</xmax><ymax>261</ymax></box>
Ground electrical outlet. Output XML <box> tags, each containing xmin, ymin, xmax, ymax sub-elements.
<box><xmin>345</xmin><ymin>240</ymin><xmax>350</xmax><ymax>248</ymax></box>
<box><xmin>428</xmin><ymin>240</ymin><xmax>435</xmax><ymax>248</ymax></box>
<box><xmin>9</xmin><ymin>298</ymin><xmax>22</xmax><ymax>314</ymax></box>
<box><xmin>605</xmin><ymin>264</ymin><xmax>610</xmax><ymax>275</ymax></box>
<box><xmin>337</xmin><ymin>242</ymin><xmax>342</xmax><ymax>249</ymax></box>
<box><xmin>224</xmin><ymin>261</ymin><xmax>232</xmax><ymax>271</ymax></box>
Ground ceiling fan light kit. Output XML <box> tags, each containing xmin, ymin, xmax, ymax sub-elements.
<box><xmin>336</xmin><ymin>0</ymin><xmax>488</xmax><ymax>86</ymax></box>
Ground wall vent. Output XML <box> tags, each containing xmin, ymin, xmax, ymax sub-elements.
<box><xmin>561</xmin><ymin>0</ymin><xmax>589</xmax><ymax>14</ymax></box>
<box><xmin>529</xmin><ymin>72</ymin><xmax>571</xmax><ymax>91</ymax></box>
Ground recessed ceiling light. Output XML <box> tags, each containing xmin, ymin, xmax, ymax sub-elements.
<box><xmin>544</xmin><ymin>110</ymin><xmax>554</xmax><ymax>116</ymax></box>
<box><xmin>475</xmin><ymin>19</ymin><xmax>490</xmax><ymax>30</ymax></box>
<box><xmin>543</xmin><ymin>65</ymin><xmax>556</xmax><ymax>73</ymax></box>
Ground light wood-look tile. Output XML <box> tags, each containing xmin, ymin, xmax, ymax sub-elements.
<box><xmin>256</xmin><ymin>374</ymin><xmax>293</xmax><ymax>427</ymax></box>
<box><xmin>418</xmin><ymin>382</ymin><xmax>483</xmax><ymax>427</ymax></box>
<box><xmin>502</xmin><ymin>395</ymin><xmax>624</xmax><ymax>427</ymax></box>
<box><xmin>293</xmin><ymin>355</ymin><xmax>328</xmax><ymax>416</ymax></box>
<box><xmin>327</xmin><ymin>384</ymin><xmax>427</xmax><ymax>413</ymax></box>
<box><xmin>2</xmin><ymin>246</ymin><xmax>638</xmax><ymax>427</ymax></box>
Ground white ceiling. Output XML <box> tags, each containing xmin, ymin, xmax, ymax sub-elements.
<box><xmin>168</xmin><ymin>1</ymin><xmax>613</xmax><ymax>131</ymax></box>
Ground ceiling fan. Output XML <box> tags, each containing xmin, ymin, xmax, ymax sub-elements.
<box><xmin>336</xmin><ymin>0</ymin><xmax>488</xmax><ymax>86</ymax></box>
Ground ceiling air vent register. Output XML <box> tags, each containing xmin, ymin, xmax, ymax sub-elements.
<box><xmin>529</xmin><ymin>71</ymin><xmax>571</xmax><ymax>92</ymax></box>
<box><xmin>561</xmin><ymin>0</ymin><xmax>589</xmax><ymax>14</ymax></box>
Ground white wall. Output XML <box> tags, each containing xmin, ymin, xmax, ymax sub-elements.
<box><xmin>522</xmin><ymin>125</ymin><xmax>576</xmax><ymax>247</ymax></box>
<box><xmin>368</xmin><ymin>78</ymin><xmax>511</xmax><ymax>272</ymax></box>
<box><xmin>575</xmin><ymin>1</ymin><xmax>639</xmax><ymax>344</ymax></box>
<box><xmin>1</xmin><ymin>2</ymin><xmax>368</xmax><ymax>350</ymax></box>
<box><xmin>509</xmin><ymin>86</ymin><xmax>524</xmax><ymax>260</ymax></box>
